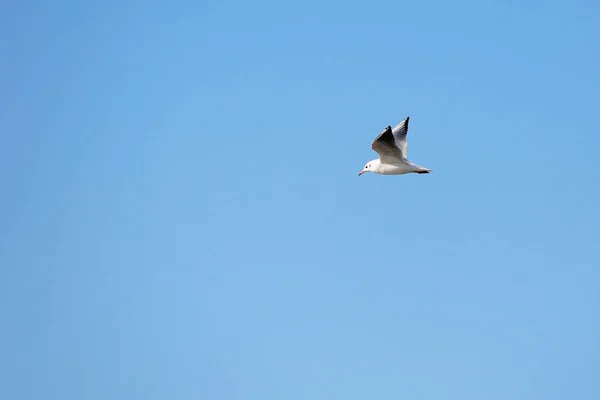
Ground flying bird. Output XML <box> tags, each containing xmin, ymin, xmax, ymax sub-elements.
<box><xmin>359</xmin><ymin>116</ymin><xmax>432</xmax><ymax>176</ymax></box>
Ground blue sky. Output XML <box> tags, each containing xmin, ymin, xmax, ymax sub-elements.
<box><xmin>1</xmin><ymin>0</ymin><xmax>599</xmax><ymax>399</ymax></box>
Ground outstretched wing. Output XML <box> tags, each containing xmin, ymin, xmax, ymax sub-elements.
<box><xmin>371</xmin><ymin>117</ymin><xmax>410</xmax><ymax>163</ymax></box>
<box><xmin>391</xmin><ymin>117</ymin><xmax>409</xmax><ymax>158</ymax></box>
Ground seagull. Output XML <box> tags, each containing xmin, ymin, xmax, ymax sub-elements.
<box><xmin>359</xmin><ymin>116</ymin><xmax>433</xmax><ymax>176</ymax></box>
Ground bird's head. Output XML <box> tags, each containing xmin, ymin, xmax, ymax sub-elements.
<box><xmin>359</xmin><ymin>159</ymin><xmax>380</xmax><ymax>176</ymax></box>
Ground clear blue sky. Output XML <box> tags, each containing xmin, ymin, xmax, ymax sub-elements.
<box><xmin>1</xmin><ymin>0</ymin><xmax>599</xmax><ymax>399</ymax></box>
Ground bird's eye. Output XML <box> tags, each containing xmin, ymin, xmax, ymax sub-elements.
<box><xmin>366</xmin><ymin>165</ymin><xmax>368</xmax><ymax>168</ymax></box>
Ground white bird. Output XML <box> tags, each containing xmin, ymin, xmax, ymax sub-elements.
<box><xmin>359</xmin><ymin>116</ymin><xmax>433</xmax><ymax>176</ymax></box>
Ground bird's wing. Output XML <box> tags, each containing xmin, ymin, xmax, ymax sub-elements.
<box><xmin>371</xmin><ymin>117</ymin><xmax>410</xmax><ymax>163</ymax></box>
<box><xmin>391</xmin><ymin>117</ymin><xmax>409</xmax><ymax>158</ymax></box>
<box><xmin>371</xmin><ymin>125</ymin><xmax>403</xmax><ymax>163</ymax></box>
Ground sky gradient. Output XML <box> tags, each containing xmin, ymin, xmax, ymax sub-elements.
<box><xmin>1</xmin><ymin>0</ymin><xmax>599</xmax><ymax>399</ymax></box>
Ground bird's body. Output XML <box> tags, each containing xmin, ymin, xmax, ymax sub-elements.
<box><xmin>359</xmin><ymin>116</ymin><xmax>432</xmax><ymax>176</ymax></box>
<box><xmin>367</xmin><ymin>159</ymin><xmax>431</xmax><ymax>175</ymax></box>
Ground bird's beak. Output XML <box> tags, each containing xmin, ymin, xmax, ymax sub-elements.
<box><xmin>358</xmin><ymin>170</ymin><xmax>365</xmax><ymax>176</ymax></box>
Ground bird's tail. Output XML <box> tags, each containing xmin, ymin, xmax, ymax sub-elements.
<box><xmin>413</xmin><ymin>164</ymin><xmax>433</xmax><ymax>174</ymax></box>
